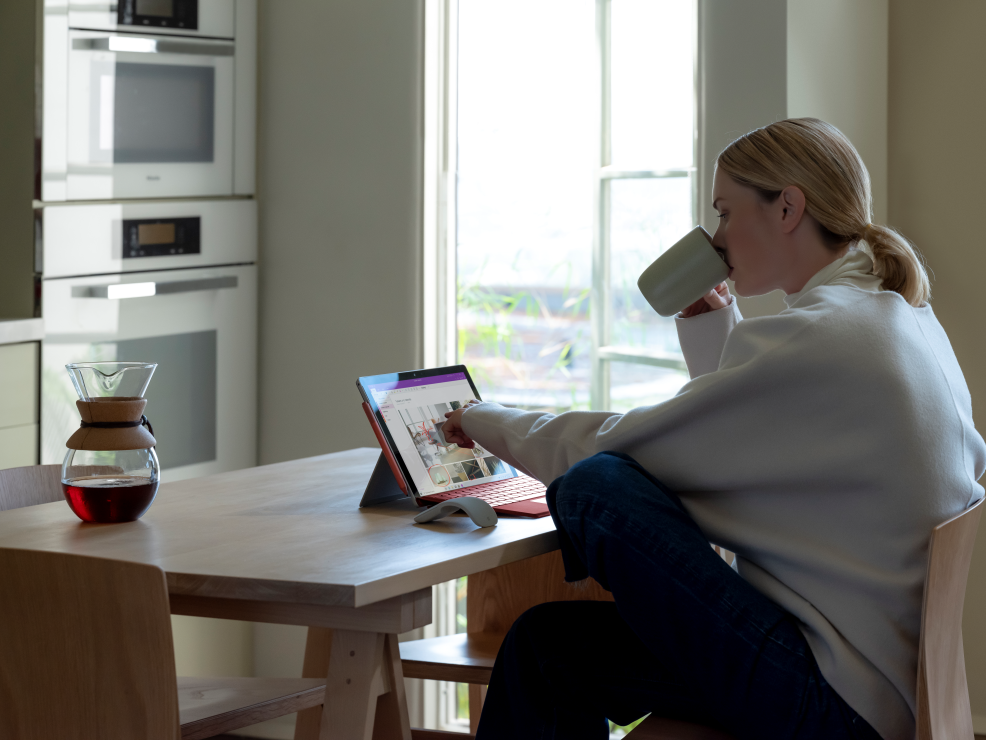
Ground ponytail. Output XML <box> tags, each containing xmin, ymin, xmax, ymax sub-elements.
<box><xmin>862</xmin><ymin>223</ymin><xmax>930</xmax><ymax>307</ymax></box>
<box><xmin>718</xmin><ymin>118</ymin><xmax>931</xmax><ymax>307</ymax></box>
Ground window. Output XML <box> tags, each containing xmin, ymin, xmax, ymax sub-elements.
<box><xmin>419</xmin><ymin>0</ymin><xmax>698</xmax><ymax>731</ymax></box>
<box><xmin>425</xmin><ymin>0</ymin><xmax>698</xmax><ymax>414</ymax></box>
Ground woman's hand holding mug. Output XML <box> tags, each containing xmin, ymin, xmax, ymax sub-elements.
<box><xmin>679</xmin><ymin>282</ymin><xmax>731</xmax><ymax>318</ymax></box>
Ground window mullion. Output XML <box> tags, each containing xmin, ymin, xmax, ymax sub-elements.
<box><xmin>600</xmin><ymin>167</ymin><xmax>695</xmax><ymax>180</ymax></box>
<box><xmin>591</xmin><ymin>0</ymin><xmax>612</xmax><ymax>412</ymax></box>
<box><xmin>443</xmin><ymin>0</ymin><xmax>459</xmax><ymax>366</ymax></box>
<box><xmin>597</xmin><ymin>345</ymin><xmax>688</xmax><ymax>373</ymax></box>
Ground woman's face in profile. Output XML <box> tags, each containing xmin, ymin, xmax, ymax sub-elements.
<box><xmin>710</xmin><ymin>171</ymin><xmax>789</xmax><ymax>297</ymax></box>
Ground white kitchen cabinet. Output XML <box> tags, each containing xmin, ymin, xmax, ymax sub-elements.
<box><xmin>0</xmin><ymin>342</ymin><xmax>40</xmax><ymax>469</ymax></box>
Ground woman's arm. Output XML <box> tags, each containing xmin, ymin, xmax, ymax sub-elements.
<box><xmin>443</xmin><ymin>284</ymin><xmax>741</xmax><ymax>452</ymax></box>
<box><xmin>675</xmin><ymin>283</ymin><xmax>743</xmax><ymax>379</ymax></box>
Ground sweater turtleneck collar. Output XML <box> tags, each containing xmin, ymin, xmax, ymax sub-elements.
<box><xmin>783</xmin><ymin>242</ymin><xmax>883</xmax><ymax>308</ymax></box>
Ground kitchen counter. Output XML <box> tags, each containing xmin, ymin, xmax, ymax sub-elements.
<box><xmin>0</xmin><ymin>319</ymin><xmax>43</xmax><ymax>346</ymax></box>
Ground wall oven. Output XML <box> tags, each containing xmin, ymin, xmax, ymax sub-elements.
<box><xmin>41</xmin><ymin>0</ymin><xmax>256</xmax><ymax>201</ymax></box>
<box><xmin>39</xmin><ymin>199</ymin><xmax>257</xmax><ymax>483</ymax></box>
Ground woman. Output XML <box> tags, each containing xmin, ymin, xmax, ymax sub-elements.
<box><xmin>441</xmin><ymin>119</ymin><xmax>986</xmax><ymax>740</ymax></box>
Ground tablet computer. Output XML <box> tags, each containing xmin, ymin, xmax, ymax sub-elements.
<box><xmin>356</xmin><ymin>366</ymin><xmax>550</xmax><ymax>517</ymax></box>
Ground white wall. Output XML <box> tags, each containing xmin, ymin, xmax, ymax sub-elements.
<box><xmin>256</xmin><ymin>0</ymin><xmax>425</xmax><ymax>466</ymax></box>
<box><xmin>172</xmin><ymin>615</ymin><xmax>253</xmax><ymax>678</ymax></box>
<box><xmin>699</xmin><ymin>0</ymin><xmax>788</xmax><ymax>319</ymax></box>
<box><xmin>787</xmin><ymin>0</ymin><xmax>889</xmax><ymax>223</ymax></box>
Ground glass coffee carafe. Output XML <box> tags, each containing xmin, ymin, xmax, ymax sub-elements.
<box><xmin>61</xmin><ymin>362</ymin><xmax>160</xmax><ymax>523</ymax></box>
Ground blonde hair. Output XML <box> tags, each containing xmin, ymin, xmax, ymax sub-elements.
<box><xmin>716</xmin><ymin>118</ymin><xmax>930</xmax><ymax>306</ymax></box>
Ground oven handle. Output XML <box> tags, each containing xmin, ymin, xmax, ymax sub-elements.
<box><xmin>73</xmin><ymin>36</ymin><xmax>235</xmax><ymax>57</ymax></box>
<box><xmin>73</xmin><ymin>276</ymin><xmax>238</xmax><ymax>299</ymax></box>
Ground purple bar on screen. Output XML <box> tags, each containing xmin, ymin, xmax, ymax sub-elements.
<box><xmin>368</xmin><ymin>372</ymin><xmax>467</xmax><ymax>392</ymax></box>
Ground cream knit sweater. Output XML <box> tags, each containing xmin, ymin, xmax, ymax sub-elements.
<box><xmin>460</xmin><ymin>247</ymin><xmax>986</xmax><ymax>740</ymax></box>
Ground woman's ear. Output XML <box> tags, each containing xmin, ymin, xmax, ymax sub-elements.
<box><xmin>778</xmin><ymin>185</ymin><xmax>806</xmax><ymax>234</ymax></box>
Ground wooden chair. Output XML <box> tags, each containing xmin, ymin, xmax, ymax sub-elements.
<box><xmin>0</xmin><ymin>464</ymin><xmax>328</xmax><ymax>740</ymax></box>
<box><xmin>400</xmin><ymin>498</ymin><xmax>984</xmax><ymax>740</ymax></box>
<box><xmin>0</xmin><ymin>463</ymin><xmax>64</xmax><ymax>511</ymax></box>
<box><xmin>912</xmin><ymin>497</ymin><xmax>982</xmax><ymax>740</ymax></box>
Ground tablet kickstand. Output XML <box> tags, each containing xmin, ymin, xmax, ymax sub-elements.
<box><xmin>359</xmin><ymin>452</ymin><xmax>408</xmax><ymax>507</ymax></box>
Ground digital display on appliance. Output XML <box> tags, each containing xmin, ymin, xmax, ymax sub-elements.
<box><xmin>118</xmin><ymin>0</ymin><xmax>198</xmax><ymax>29</ymax></box>
<box><xmin>364</xmin><ymin>371</ymin><xmax>521</xmax><ymax>496</ymax></box>
<box><xmin>138</xmin><ymin>223</ymin><xmax>175</xmax><ymax>245</ymax></box>
<box><xmin>137</xmin><ymin>0</ymin><xmax>175</xmax><ymax>17</ymax></box>
<box><xmin>123</xmin><ymin>217</ymin><xmax>201</xmax><ymax>258</ymax></box>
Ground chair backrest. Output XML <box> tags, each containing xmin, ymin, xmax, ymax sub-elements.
<box><xmin>467</xmin><ymin>550</ymin><xmax>613</xmax><ymax>634</ymax></box>
<box><xmin>0</xmin><ymin>548</ymin><xmax>181</xmax><ymax>740</ymax></box>
<box><xmin>915</xmin><ymin>497</ymin><xmax>983</xmax><ymax>740</ymax></box>
<box><xmin>0</xmin><ymin>464</ymin><xmax>64</xmax><ymax>511</ymax></box>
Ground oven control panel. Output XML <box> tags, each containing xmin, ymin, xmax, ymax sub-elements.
<box><xmin>123</xmin><ymin>217</ymin><xmax>201</xmax><ymax>259</ymax></box>
<box><xmin>117</xmin><ymin>0</ymin><xmax>199</xmax><ymax>31</ymax></box>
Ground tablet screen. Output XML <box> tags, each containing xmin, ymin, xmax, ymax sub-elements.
<box><xmin>359</xmin><ymin>368</ymin><xmax>522</xmax><ymax>496</ymax></box>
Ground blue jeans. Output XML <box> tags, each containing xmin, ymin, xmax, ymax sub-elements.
<box><xmin>475</xmin><ymin>452</ymin><xmax>884</xmax><ymax>740</ymax></box>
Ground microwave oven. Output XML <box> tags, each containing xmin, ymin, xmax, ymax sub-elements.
<box><xmin>40</xmin><ymin>0</ymin><xmax>256</xmax><ymax>201</ymax></box>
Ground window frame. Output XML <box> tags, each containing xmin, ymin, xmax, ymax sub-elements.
<box><xmin>423</xmin><ymin>0</ymin><xmax>700</xmax><ymax>400</ymax></box>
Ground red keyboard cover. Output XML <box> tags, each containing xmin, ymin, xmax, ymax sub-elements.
<box><xmin>421</xmin><ymin>475</ymin><xmax>546</xmax><ymax>507</ymax></box>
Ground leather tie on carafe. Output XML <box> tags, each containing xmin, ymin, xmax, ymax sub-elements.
<box><xmin>66</xmin><ymin>397</ymin><xmax>157</xmax><ymax>451</ymax></box>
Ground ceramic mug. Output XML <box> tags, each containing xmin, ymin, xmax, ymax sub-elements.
<box><xmin>637</xmin><ymin>226</ymin><xmax>729</xmax><ymax>317</ymax></box>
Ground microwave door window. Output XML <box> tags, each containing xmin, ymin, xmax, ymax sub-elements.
<box><xmin>90</xmin><ymin>62</ymin><xmax>215</xmax><ymax>165</ymax></box>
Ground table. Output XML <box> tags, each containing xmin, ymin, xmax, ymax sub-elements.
<box><xmin>0</xmin><ymin>447</ymin><xmax>560</xmax><ymax>739</ymax></box>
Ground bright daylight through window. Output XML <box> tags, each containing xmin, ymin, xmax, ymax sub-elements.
<box><xmin>454</xmin><ymin>0</ymin><xmax>697</xmax><ymax>414</ymax></box>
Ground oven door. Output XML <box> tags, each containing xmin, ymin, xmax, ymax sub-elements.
<box><xmin>63</xmin><ymin>30</ymin><xmax>234</xmax><ymax>200</ymax></box>
<box><xmin>41</xmin><ymin>265</ymin><xmax>257</xmax><ymax>482</ymax></box>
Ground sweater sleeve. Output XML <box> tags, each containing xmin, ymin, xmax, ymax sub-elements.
<box><xmin>674</xmin><ymin>296</ymin><xmax>742</xmax><ymax>378</ymax></box>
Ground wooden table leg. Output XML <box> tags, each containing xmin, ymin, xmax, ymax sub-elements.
<box><xmin>295</xmin><ymin>627</ymin><xmax>333</xmax><ymax>740</ymax></box>
<box><xmin>370</xmin><ymin>634</ymin><xmax>412</xmax><ymax>740</ymax></box>
<box><xmin>294</xmin><ymin>626</ymin><xmax>411</xmax><ymax>740</ymax></box>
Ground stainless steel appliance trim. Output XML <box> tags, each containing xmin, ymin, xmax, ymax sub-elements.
<box><xmin>72</xmin><ymin>275</ymin><xmax>238</xmax><ymax>298</ymax></box>
<box><xmin>72</xmin><ymin>36</ymin><xmax>235</xmax><ymax>56</ymax></box>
